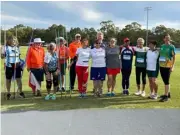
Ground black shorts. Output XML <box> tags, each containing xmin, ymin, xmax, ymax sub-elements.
<box><xmin>60</xmin><ymin>63</ymin><xmax>67</xmax><ymax>75</ymax></box>
<box><xmin>30</xmin><ymin>68</ymin><xmax>44</xmax><ymax>82</ymax></box>
<box><xmin>5</xmin><ymin>65</ymin><xmax>22</xmax><ymax>80</ymax></box>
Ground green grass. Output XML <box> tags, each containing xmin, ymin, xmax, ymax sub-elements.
<box><xmin>1</xmin><ymin>46</ymin><xmax>180</xmax><ymax>112</ymax></box>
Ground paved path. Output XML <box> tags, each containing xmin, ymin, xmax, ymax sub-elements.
<box><xmin>1</xmin><ymin>109</ymin><xmax>180</xmax><ymax>135</ymax></box>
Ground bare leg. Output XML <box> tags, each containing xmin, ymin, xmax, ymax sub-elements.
<box><xmin>107</xmin><ymin>75</ymin><xmax>113</xmax><ymax>92</ymax></box>
<box><xmin>112</xmin><ymin>75</ymin><xmax>117</xmax><ymax>92</ymax></box>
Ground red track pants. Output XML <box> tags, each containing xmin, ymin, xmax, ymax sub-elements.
<box><xmin>76</xmin><ymin>66</ymin><xmax>89</xmax><ymax>93</ymax></box>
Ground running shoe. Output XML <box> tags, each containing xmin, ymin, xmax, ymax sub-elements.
<box><xmin>111</xmin><ymin>91</ymin><xmax>115</xmax><ymax>97</ymax></box>
<box><xmin>122</xmin><ymin>90</ymin><xmax>126</xmax><ymax>95</ymax></box>
<box><xmin>45</xmin><ymin>94</ymin><xmax>51</xmax><ymax>100</ymax></box>
<box><xmin>61</xmin><ymin>87</ymin><xmax>65</xmax><ymax>92</ymax></box>
<box><xmin>135</xmin><ymin>91</ymin><xmax>142</xmax><ymax>96</ymax></box>
<box><xmin>141</xmin><ymin>91</ymin><xmax>146</xmax><ymax>97</ymax></box>
<box><xmin>106</xmin><ymin>91</ymin><xmax>111</xmax><ymax>97</ymax></box>
<box><xmin>159</xmin><ymin>95</ymin><xmax>168</xmax><ymax>102</ymax></box>
<box><xmin>126</xmin><ymin>90</ymin><xmax>130</xmax><ymax>95</ymax></box>
<box><xmin>51</xmin><ymin>94</ymin><xmax>56</xmax><ymax>100</ymax></box>
<box><xmin>82</xmin><ymin>93</ymin><xmax>87</xmax><ymax>98</ymax></box>
<box><xmin>7</xmin><ymin>93</ymin><xmax>11</xmax><ymax>100</ymax></box>
<box><xmin>19</xmin><ymin>92</ymin><xmax>25</xmax><ymax>98</ymax></box>
<box><xmin>160</xmin><ymin>92</ymin><xmax>171</xmax><ymax>99</ymax></box>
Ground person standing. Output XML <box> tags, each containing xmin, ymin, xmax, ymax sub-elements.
<box><xmin>69</xmin><ymin>37</ymin><xmax>91</xmax><ymax>97</ymax></box>
<box><xmin>56</xmin><ymin>37</ymin><xmax>69</xmax><ymax>91</ymax></box>
<box><xmin>91</xmin><ymin>32</ymin><xmax>106</xmax><ymax>94</ymax></box>
<box><xmin>120</xmin><ymin>38</ymin><xmax>134</xmax><ymax>95</ymax></box>
<box><xmin>26</xmin><ymin>38</ymin><xmax>45</xmax><ymax>96</ymax></box>
<box><xmin>90</xmin><ymin>39</ymin><xmax>106</xmax><ymax>97</ymax></box>
<box><xmin>159</xmin><ymin>34</ymin><xmax>176</xmax><ymax>102</ymax></box>
<box><xmin>146</xmin><ymin>41</ymin><xmax>159</xmax><ymax>100</ymax></box>
<box><xmin>68</xmin><ymin>34</ymin><xmax>81</xmax><ymax>90</ymax></box>
<box><xmin>1</xmin><ymin>36</ymin><xmax>25</xmax><ymax>100</ymax></box>
<box><xmin>134</xmin><ymin>38</ymin><xmax>148</xmax><ymax>97</ymax></box>
<box><xmin>106</xmin><ymin>38</ymin><xmax>121</xmax><ymax>97</ymax></box>
<box><xmin>44</xmin><ymin>43</ymin><xmax>60</xmax><ymax>100</ymax></box>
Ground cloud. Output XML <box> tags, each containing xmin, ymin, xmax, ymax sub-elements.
<box><xmin>50</xmin><ymin>1</ymin><xmax>104</xmax><ymax>22</ymax></box>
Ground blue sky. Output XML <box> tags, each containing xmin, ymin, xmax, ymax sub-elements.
<box><xmin>1</xmin><ymin>1</ymin><xmax>180</xmax><ymax>30</ymax></box>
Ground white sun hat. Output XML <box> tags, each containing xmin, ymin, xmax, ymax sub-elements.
<box><xmin>31</xmin><ymin>38</ymin><xmax>45</xmax><ymax>44</ymax></box>
<box><xmin>75</xmin><ymin>33</ymin><xmax>81</xmax><ymax>37</ymax></box>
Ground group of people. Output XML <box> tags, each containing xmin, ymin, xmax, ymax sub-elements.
<box><xmin>1</xmin><ymin>32</ymin><xmax>176</xmax><ymax>102</ymax></box>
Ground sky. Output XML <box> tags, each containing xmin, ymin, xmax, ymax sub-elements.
<box><xmin>1</xmin><ymin>1</ymin><xmax>180</xmax><ymax>30</ymax></box>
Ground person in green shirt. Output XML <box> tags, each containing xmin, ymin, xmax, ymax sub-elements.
<box><xmin>159</xmin><ymin>34</ymin><xmax>176</xmax><ymax>102</ymax></box>
<box><xmin>134</xmin><ymin>38</ymin><xmax>149</xmax><ymax>97</ymax></box>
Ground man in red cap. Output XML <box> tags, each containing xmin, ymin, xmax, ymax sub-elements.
<box><xmin>120</xmin><ymin>38</ymin><xmax>134</xmax><ymax>95</ymax></box>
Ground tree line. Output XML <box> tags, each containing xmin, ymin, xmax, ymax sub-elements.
<box><xmin>1</xmin><ymin>20</ymin><xmax>180</xmax><ymax>47</ymax></box>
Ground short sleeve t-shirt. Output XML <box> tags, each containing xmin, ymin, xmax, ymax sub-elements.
<box><xmin>146</xmin><ymin>49</ymin><xmax>159</xmax><ymax>71</ymax></box>
<box><xmin>90</xmin><ymin>48</ymin><xmax>106</xmax><ymax>67</ymax></box>
<box><xmin>159</xmin><ymin>44</ymin><xmax>176</xmax><ymax>68</ymax></box>
<box><xmin>120</xmin><ymin>46</ymin><xmax>134</xmax><ymax>69</ymax></box>
<box><xmin>134</xmin><ymin>46</ymin><xmax>149</xmax><ymax>68</ymax></box>
<box><xmin>76</xmin><ymin>47</ymin><xmax>91</xmax><ymax>67</ymax></box>
<box><xmin>44</xmin><ymin>52</ymin><xmax>58</xmax><ymax>71</ymax></box>
<box><xmin>105</xmin><ymin>46</ymin><xmax>120</xmax><ymax>68</ymax></box>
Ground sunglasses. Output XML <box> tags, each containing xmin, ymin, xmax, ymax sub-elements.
<box><xmin>60</xmin><ymin>40</ymin><xmax>64</xmax><ymax>42</ymax></box>
<box><xmin>96</xmin><ymin>42</ymin><xmax>101</xmax><ymax>44</ymax></box>
<box><xmin>76</xmin><ymin>36</ymin><xmax>81</xmax><ymax>38</ymax></box>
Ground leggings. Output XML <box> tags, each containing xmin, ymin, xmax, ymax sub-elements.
<box><xmin>136</xmin><ymin>67</ymin><xmax>146</xmax><ymax>85</ymax></box>
<box><xmin>160</xmin><ymin>67</ymin><xmax>171</xmax><ymax>85</ymax></box>
<box><xmin>76</xmin><ymin>66</ymin><xmax>89</xmax><ymax>93</ymax></box>
<box><xmin>121</xmin><ymin>69</ymin><xmax>132</xmax><ymax>89</ymax></box>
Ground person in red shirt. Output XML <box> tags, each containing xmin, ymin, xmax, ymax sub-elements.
<box><xmin>26</xmin><ymin>38</ymin><xmax>45</xmax><ymax>96</ymax></box>
<box><xmin>68</xmin><ymin>34</ymin><xmax>81</xmax><ymax>90</ymax></box>
<box><xmin>55</xmin><ymin>37</ymin><xmax>69</xmax><ymax>91</ymax></box>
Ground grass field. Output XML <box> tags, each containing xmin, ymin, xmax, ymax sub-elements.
<box><xmin>1</xmin><ymin>46</ymin><xmax>180</xmax><ymax>112</ymax></box>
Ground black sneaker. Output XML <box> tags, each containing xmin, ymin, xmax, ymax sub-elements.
<box><xmin>160</xmin><ymin>92</ymin><xmax>171</xmax><ymax>99</ymax></box>
<box><xmin>19</xmin><ymin>92</ymin><xmax>25</xmax><ymax>98</ymax></box>
<box><xmin>7</xmin><ymin>93</ymin><xmax>11</xmax><ymax>100</ymax></box>
<box><xmin>159</xmin><ymin>95</ymin><xmax>168</xmax><ymax>102</ymax></box>
<box><xmin>61</xmin><ymin>87</ymin><xmax>65</xmax><ymax>92</ymax></box>
<box><xmin>126</xmin><ymin>90</ymin><xmax>129</xmax><ymax>95</ymax></box>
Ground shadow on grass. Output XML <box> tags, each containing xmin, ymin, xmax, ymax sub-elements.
<box><xmin>1</xmin><ymin>91</ymin><xmax>158</xmax><ymax>113</ymax></box>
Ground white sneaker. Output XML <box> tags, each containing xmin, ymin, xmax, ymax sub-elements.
<box><xmin>141</xmin><ymin>91</ymin><xmax>146</xmax><ymax>97</ymax></box>
<box><xmin>152</xmin><ymin>94</ymin><xmax>158</xmax><ymax>100</ymax></box>
<box><xmin>135</xmin><ymin>91</ymin><xmax>142</xmax><ymax>96</ymax></box>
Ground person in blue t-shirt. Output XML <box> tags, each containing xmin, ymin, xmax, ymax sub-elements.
<box><xmin>120</xmin><ymin>38</ymin><xmax>134</xmax><ymax>95</ymax></box>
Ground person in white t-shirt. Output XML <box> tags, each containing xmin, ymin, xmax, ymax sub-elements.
<box><xmin>146</xmin><ymin>40</ymin><xmax>159</xmax><ymax>99</ymax></box>
<box><xmin>90</xmin><ymin>39</ymin><xmax>106</xmax><ymax>97</ymax></box>
<box><xmin>69</xmin><ymin>37</ymin><xmax>91</xmax><ymax>98</ymax></box>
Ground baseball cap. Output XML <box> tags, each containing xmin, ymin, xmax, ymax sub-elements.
<box><xmin>124</xmin><ymin>38</ymin><xmax>130</xmax><ymax>43</ymax></box>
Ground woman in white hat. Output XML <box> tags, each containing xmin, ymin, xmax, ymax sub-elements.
<box><xmin>44</xmin><ymin>42</ymin><xmax>60</xmax><ymax>100</ymax></box>
<box><xmin>26</xmin><ymin>38</ymin><xmax>45</xmax><ymax>96</ymax></box>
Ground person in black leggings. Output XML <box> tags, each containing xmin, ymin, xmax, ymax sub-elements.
<box><xmin>120</xmin><ymin>38</ymin><xmax>134</xmax><ymax>95</ymax></box>
<box><xmin>159</xmin><ymin>34</ymin><xmax>176</xmax><ymax>102</ymax></box>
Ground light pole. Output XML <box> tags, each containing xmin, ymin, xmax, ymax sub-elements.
<box><xmin>144</xmin><ymin>7</ymin><xmax>152</xmax><ymax>47</ymax></box>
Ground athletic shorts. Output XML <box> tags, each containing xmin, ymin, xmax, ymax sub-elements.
<box><xmin>60</xmin><ymin>63</ymin><xmax>67</xmax><ymax>75</ymax></box>
<box><xmin>90</xmin><ymin>67</ymin><xmax>106</xmax><ymax>81</ymax></box>
<box><xmin>107</xmin><ymin>68</ymin><xmax>120</xmax><ymax>75</ymax></box>
<box><xmin>147</xmin><ymin>70</ymin><xmax>159</xmax><ymax>78</ymax></box>
<box><xmin>6</xmin><ymin>64</ymin><xmax>22</xmax><ymax>80</ymax></box>
<box><xmin>30</xmin><ymin>68</ymin><xmax>44</xmax><ymax>82</ymax></box>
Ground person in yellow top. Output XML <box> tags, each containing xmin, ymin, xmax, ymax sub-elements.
<box><xmin>159</xmin><ymin>34</ymin><xmax>176</xmax><ymax>102</ymax></box>
<box><xmin>68</xmin><ymin>34</ymin><xmax>81</xmax><ymax>90</ymax></box>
